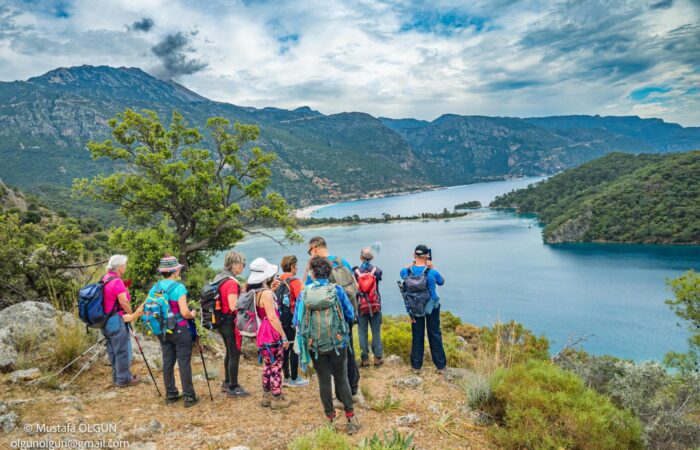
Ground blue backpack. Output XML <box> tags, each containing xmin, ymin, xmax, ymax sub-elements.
<box><xmin>78</xmin><ymin>276</ymin><xmax>118</xmax><ymax>329</ymax></box>
<box><xmin>141</xmin><ymin>281</ymin><xmax>182</xmax><ymax>337</ymax></box>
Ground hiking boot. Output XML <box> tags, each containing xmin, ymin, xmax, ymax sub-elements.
<box><xmin>164</xmin><ymin>394</ymin><xmax>182</xmax><ymax>405</ymax></box>
<box><xmin>288</xmin><ymin>377</ymin><xmax>310</xmax><ymax>387</ymax></box>
<box><xmin>411</xmin><ymin>367</ymin><xmax>422</xmax><ymax>375</ymax></box>
<box><xmin>270</xmin><ymin>394</ymin><xmax>291</xmax><ymax>410</ymax></box>
<box><xmin>436</xmin><ymin>367</ymin><xmax>446</xmax><ymax>375</ymax></box>
<box><xmin>374</xmin><ymin>356</ymin><xmax>384</xmax><ymax>367</ymax></box>
<box><xmin>220</xmin><ymin>382</ymin><xmax>229</xmax><ymax>393</ymax></box>
<box><xmin>184</xmin><ymin>395</ymin><xmax>199</xmax><ymax>408</ymax></box>
<box><xmin>227</xmin><ymin>385</ymin><xmax>250</xmax><ymax>398</ymax></box>
<box><xmin>346</xmin><ymin>415</ymin><xmax>361</xmax><ymax>435</ymax></box>
<box><xmin>261</xmin><ymin>391</ymin><xmax>272</xmax><ymax>407</ymax></box>
<box><xmin>117</xmin><ymin>376</ymin><xmax>139</xmax><ymax>388</ymax></box>
<box><xmin>360</xmin><ymin>358</ymin><xmax>370</xmax><ymax>368</ymax></box>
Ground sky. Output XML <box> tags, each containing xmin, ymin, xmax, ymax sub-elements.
<box><xmin>0</xmin><ymin>0</ymin><xmax>698</xmax><ymax>125</ymax></box>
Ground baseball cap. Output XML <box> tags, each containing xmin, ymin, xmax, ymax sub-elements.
<box><xmin>414</xmin><ymin>244</ymin><xmax>430</xmax><ymax>256</ymax></box>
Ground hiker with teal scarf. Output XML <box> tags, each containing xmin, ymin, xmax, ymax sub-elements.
<box><xmin>293</xmin><ymin>256</ymin><xmax>361</xmax><ymax>435</ymax></box>
<box><xmin>148</xmin><ymin>255</ymin><xmax>199</xmax><ymax>407</ymax></box>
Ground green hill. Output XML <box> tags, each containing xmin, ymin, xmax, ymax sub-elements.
<box><xmin>490</xmin><ymin>151</ymin><xmax>700</xmax><ymax>244</ymax></box>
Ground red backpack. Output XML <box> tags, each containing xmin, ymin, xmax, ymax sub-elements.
<box><xmin>355</xmin><ymin>267</ymin><xmax>380</xmax><ymax>316</ymax></box>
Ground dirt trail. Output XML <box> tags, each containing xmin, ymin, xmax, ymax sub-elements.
<box><xmin>1</xmin><ymin>350</ymin><xmax>491</xmax><ymax>449</ymax></box>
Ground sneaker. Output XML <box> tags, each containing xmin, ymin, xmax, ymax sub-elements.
<box><xmin>271</xmin><ymin>394</ymin><xmax>292</xmax><ymax>410</ymax></box>
<box><xmin>436</xmin><ymin>367</ymin><xmax>446</xmax><ymax>375</ymax></box>
<box><xmin>184</xmin><ymin>395</ymin><xmax>199</xmax><ymax>408</ymax></box>
<box><xmin>164</xmin><ymin>394</ymin><xmax>182</xmax><ymax>405</ymax></box>
<box><xmin>116</xmin><ymin>376</ymin><xmax>139</xmax><ymax>388</ymax></box>
<box><xmin>411</xmin><ymin>367</ymin><xmax>422</xmax><ymax>374</ymax></box>
<box><xmin>360</xmin><ymin>358</ymin><xmax>370</xmax><ymax>368</ymax></box>
<box><xmin>374</xmin><ymin>357</ymin><xmax>384</xmax><ymax>367</ymax></box>
<box><xmin>346</xmin><ymin>415</ymin><xmax>361</xmax><ymax>435</ymax></box>
<box><xmin>283</xmin><ymin>377</ymin><xmax>293</xmax><ymax>387</ymax></box>
<box><xmin>261</xmin><ymin>391</ymin><xmax>272</xmax><ymax>408</ymax></box>
<box><xmin>220</xmin><ymin>382</ymin><xmax>229</xmax><ymax>393</ymax></box>
<box><xmin>227</xmin><ymin>385</ymin><xmax>250</xmax><ymax>398</ymax></box>
<box><xmin>289</xmin><ymin>377</ymin><xmax>310</xmax><ymax>387</ymax></box>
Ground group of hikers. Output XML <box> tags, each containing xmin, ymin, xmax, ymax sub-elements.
<box><xmin>91</xmin><ymin>236</ymin><xmax>446</xmax><ymax>435</ymax></box>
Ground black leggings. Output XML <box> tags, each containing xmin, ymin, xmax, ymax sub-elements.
<box><xmin>282</xmin><ymin>324</ymin><xmax>298</xmax><ymax>380</ymax></box>
<box><xmin>218</xmin><ymin>315</ymin><xmax>241</xmax><ymax>388</ymax></box>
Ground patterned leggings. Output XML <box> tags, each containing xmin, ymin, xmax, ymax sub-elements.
<box><xmin>261</xmin><ymin>346</ymin><xmax>284</xmax><ymax>396</ymax></box>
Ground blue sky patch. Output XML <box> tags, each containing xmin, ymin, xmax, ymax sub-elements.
<box><xmin>630</xmin><ymin>86</ymin><xmax>671</xmax><ymax>101</ymax></box>
<box><xmin>400</xmin><ymin>10</ymin><xmax>490</xmax><ymax>36</ymax></box>
<box><xmin>277</xmin><ymin>33</ymin><xmax>300</xmax><ymax>54</ymax></box>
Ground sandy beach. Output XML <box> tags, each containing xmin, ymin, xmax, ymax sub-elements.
<box><xmin>293</xmin><ymin>202</ymin><xmax>337</xmax><ymax>218</ymax></box>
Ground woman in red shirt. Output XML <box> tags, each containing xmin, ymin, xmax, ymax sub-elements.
<box><xmin>278</xmin><ymin>255</ymin><xmax>308</xmax><ymax>387</ymax></box>
<box><xmin>214</xmin><ymin>251</ymin><xmax>249</xmax><ymax>397</ymax></box>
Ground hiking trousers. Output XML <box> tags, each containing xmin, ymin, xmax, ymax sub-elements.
<box><xmin>346</xmin><ymin>323</ymin><xmax>360</xmax><ymax>395</ymax></box>
<box><xmin>410</xmin><ymin>305</ymin><xmax>447</xmax><ymax>370</ymax></box>
<box><xmin>218</xmin><ymin>315</ymin><xmax>241</xmax><ymax>388</ymax></box>
<box><xmin>160</xmin><ymin>323</ymin><xmax>196</xmax><ymax>398</ymax></box>
<box><xmin>102</xmin><ymin>314</ymin><xmax>133</xmax><ymax>385</ymax></box>
<box><xmin>358</xmin><ymin>312</ymin><xmax>383</xmax><ymax>361</ymax></box>
<box><xmin>282</xmin><ymin>324</ymin><xmax>299</xmax><ymax>380</ymax></box>
<box><xmin>313</xmin><ymin>347</ymin><xmax>354</xmax><ymax>418</ymax></box>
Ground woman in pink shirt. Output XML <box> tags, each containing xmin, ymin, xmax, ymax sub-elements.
<box><xmin>102</xmin><ymin>255</ymin><xmax>139</xmax><ymax>387</ymax></box>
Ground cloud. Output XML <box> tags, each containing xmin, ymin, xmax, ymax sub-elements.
<box><xmin>129</xmin><ymin>17</ymin><xmax>154</xmax><ymax>33</ymax></box>
<box><xmin>151</xmin><ymin>31</ymin><xmax>208</xmax><ymax>78</ymax></box>
<box><xmin>650</xmin><ymin>0</ymin><xmax>674</xmax><ymax>9</ymax></box>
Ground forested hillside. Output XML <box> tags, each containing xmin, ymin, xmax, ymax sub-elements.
<box><xmin>491</xmin><ymin>151</ymin><xmax>700</xmax><ymax>244</ymax></box>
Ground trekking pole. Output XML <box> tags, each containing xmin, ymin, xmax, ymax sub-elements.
<box><xmin>29</xmin><ymin>338</ymin><xmax>106</xmax><ymax>385</ymax></box>
<box><xmin>196</xmin><ymin>337</ymin><xmax>214</xmax><ymax>401</ymax></box>
<box><xmin>61</xmin><ymin>341</ymin><xmax>106</xmax><ymax>389</ymax></box>
<box><xmin>129</xmin><ymin>324</ymin><xmax>162</xmax><ymax>397</ymax></box>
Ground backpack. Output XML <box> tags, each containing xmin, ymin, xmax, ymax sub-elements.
<box><xmin>78</xmin><ymin>276</ymin><xmax>118</xmax><ymax>329</ymax></box>
<box><xmin>255</xmin><ymin>291</ymin><xmax>283</xmax><ymax>362</ymax></box>
<box><xmin>355</xmin><ymin>267</ymin><xmax>380</xmax><ymax>316</ymax></box>
<box><xmin>300</xmin><ymin>283</ymin><xmax>349</xmax><ymax>358</ymax></box>
<box><xmin>329</xmin><ymin>259</ymin><xmax>359</xmax><ymax>318</ymax></box>
<box><xmin>235</xmin><ymin>289</ymin><xmax>260</xmax><ymax>338</ymax></box>
<box><xmin>199</xmin><ymin>277</ymin><xmax>235</xmax><ymax>331</ymax></box>
<box><xmin>399</xmin><ymin>266</ymin><xmax>432</xmax><ymax>318</ymax></box>
<box><xmin>274</xmin><ymin>278</ymin><xmax>296</xmax><ymax>328</ymax></box>
<box><xmin>141</xmin><ymin>281</ymin><xmax>182</xmax><ymax>337</ymax></box>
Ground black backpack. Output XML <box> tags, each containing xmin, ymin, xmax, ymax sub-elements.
<box><xmin>274</xmin><ymin>278</ymin><xmax>296</xmax><ymax>328</ymax></box>
<box><xmin>399</xmin><ymin>266</ymin><xmax>432</xmax><ymax>318</ymax></box>
<box><xmin>199</xmin><ymin>277</ymin><xmax>235</xmax><ymax>330</ymax></box>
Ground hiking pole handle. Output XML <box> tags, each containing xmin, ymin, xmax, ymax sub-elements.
<box><xmin>129</xmin><ymin>324</ymin><xmax>162</xmax><ymax>397</ymax></box>
<box><xmin>197</xmin><ymin>338</ymin><xmax>214</xmax><ymax>401</ymax></box>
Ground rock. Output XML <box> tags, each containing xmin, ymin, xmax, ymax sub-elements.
<box><xmin>444</xmin><ymin>368</ymin><xmax>470</xmax><ymax>382</ymax></box>
<box><xmin>98</xmin><ymin>391</ymin><xmax>118</xmax><ymax>400</ymax></box>
<box><xmin>385</xmin><ymin>355</ymin><xmax>402</xmax><ymax>365</ymax></box>
<box><xmin>0</xmin><ymin>301</ymin><xmax>78</xmax><ymax>373</ymax></box>
<box><xmin>428</xmin><ymin>403</ymin><xmax>441</xmax><ymax>415</ymax></box>
<box><xmin>352</xmin><ymin>390</ymin><xmax>370</xmax><ymax>410</ymax></box>
<box><xmin>0</xmin><ymin>402</ymin><xmax>8</xmax><ymax>415</ymax></box>
<box><xmin>205</xmin><ymin>431</ymin><xmax>238</xmax><ymax>447</ymax></box>
<box><xmin>10</xmin><ymin>368</ymin><xmax>41</xmax><ymax>383</ymax></box>
<box><xmin>394</xmin><ymin>376</ymin><xmax>422</xmax><ymax>389</ymax></box>
<box><xmin>134</xmin><ymin>420</ymin><xmax>163</xmax><ymax>437</ymax></box>
<box><xmin>129</xmin><ymin>333</ymin><xmax>162</xmax><ymax>368</ymax></box>
<box><xmin>396</xmin><ymin>414</ymin><xmax>420</xmax><ymax>426</ymax></box>
<box><xmin>466</xmin><ymin>409</ymin><xmax>492</xmax><ymax>426</ymax></box>
<box><xmin>127</xmin><ymin>443</ymin><xmax>157</xmax><ymax>450</ymax></box>
<box><xmin>0</xmin><ymin>411</ymin><xmax>19</xmax><ymax>433</ymax></box>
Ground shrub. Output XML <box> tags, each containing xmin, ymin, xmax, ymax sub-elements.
<box><xmin>478</xmin><ymin>320</ymin><xmax>549</xmax><ymax>367</ymax></box>
<box><xmin>439</xmin><ymin>310</ymin><xmax>462</xmax><ymax>333</ymax></box>
<box><xmin>486</xmin><ymin>360</ymin><xmax>644</xmax><ymax>450</ymax></box>
<box><xmin>46</xmin><ymin>317</ymin><xmax>95</xmax><ymax>369</ymax></box>
<box><xmin>359</xmin><ymin>430</ymin><xmax>415</xmax><ymax>450</ymax></box>
<box><xmin>460</xmin><ymin>371</ymin><xmax>492</xmax><ymax>410</ymax></box>
<box><xmin>288</xmin><ymin>425</ymin><xmax>351</xmax><ymax>450</ymax></box>
<box><xmin>381</xmin><ymin>317</ymin><xmax>413</xmax><ymax>363</ymax></box>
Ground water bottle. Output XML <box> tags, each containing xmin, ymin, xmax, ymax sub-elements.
<box><xmin>283</xmin><ymin>294</ymin><xmax>290</xmax><ymax>307</ymax></box>
<box><xmin>166</xmin><ymin>310</ymin><xmax>176</xmax><ymax>330</ymax></box>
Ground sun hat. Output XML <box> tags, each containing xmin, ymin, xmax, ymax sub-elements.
<box><xmin>157</xmin><ymin>255</ymin><xmax>185</xmax><ymax>273</ymax></box>
<box><xmin>247</xmin><ymin>257</ymin><xmax>279</xmax><ymax>285</ymax></box>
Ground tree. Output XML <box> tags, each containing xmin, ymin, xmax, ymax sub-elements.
<box><xmin>665</xmin><ymin>270</ymin><xmax>700</xmax><ymax>373</ymax></box>
<box><xmin>74</xmin><ymin>109</ymin><xmax>299</xmax><ymax>268</ymax></box>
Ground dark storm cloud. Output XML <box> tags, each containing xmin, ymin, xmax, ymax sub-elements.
<box><xmin>129</xmin><ymin>17</ymin><xmax>154</xmax><ymax>33</ymax></box>
<box><xmin>151</xmin><ymin>31</ymin><xmax>208</xmax><ymax>78</ymax></box>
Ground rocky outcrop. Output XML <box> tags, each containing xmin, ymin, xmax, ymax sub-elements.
<box><xmin>0</xmin><ymin>301</ymin><xmax>78</xmax><ymax>373</ymax></box>
<box><xmin>544</xmin><ymin>210</ymin><xmax>593</xmax><ymax>244</ymax></box>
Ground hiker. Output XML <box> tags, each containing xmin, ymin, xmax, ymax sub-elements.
<box><xmin>277</xmin><ymin>255</ymin><xmax>309</xmax><ymax>387</ymax></box>
<box><xmin>149</xmin><ymin>255</ymin><xmax>199</xmax><ymax>407</ymax></box>
<box><xmin>295</xmin><ymin>256</ymin><xmax>361</xmax><ymax>434</ymax></box>
<box><xmin>247</xmin><ymin>257</ymin><xmax>291</xmax><ymax>410</ymax></box>
<box><xmin>353</xmin><ymin>247</ymin><xmax>384</xmax><ymax>368</ymax></box>
<box><xmin>214</xmin><ymin>251</ymin><xmax>249</xmax><ymax>397</ymax></box>
<box><xmin>102</xmin><ymin>254</ymin><xmax>139</xmax><ymax>388</ymax></box>
<box><xmin>399</xmin><ymin>245</ymin><xmax>447</xmax><ymax>374</ymax></box>
<box><xmin>305</xmin><ymin>236</ymin><xmax>361</xmax><ymax>399</ymax></box>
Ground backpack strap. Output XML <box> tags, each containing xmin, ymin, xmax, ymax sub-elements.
<box><xmin>101</xmin><ymin>276</ymin><xmax>121</xmax><ymax>316</ymax></box>
<box><xmin>370</xmin><ymin>266</ymin><xmax>377</xmax><ymax>276</ymax></box>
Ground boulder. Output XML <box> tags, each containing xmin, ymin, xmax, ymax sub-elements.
<box><xmin>396</xmin><ymin>414</ymin><xmax>420</xmax><ymax>426</ymax></box>
<box><xmin>394</xmin><ymin>376</ymin><xmax>422</xmax><ymax>389</ymax></box>
<box><xmin>130</xmin><ymin>333</ymin><xmax>162</xmax><ymax>368</ymax></box>
<box><xmin>0</xmin><ymin>411</ymin><xmax>19</xmax><ymax>433</ymax></box>
<box><xmin>444</xmin><ymin>367</ymin><xmax>470</xmax><ymax>382</ymax></box>
<box><xmin>10</xmin><ymin>368</ymin><xmax>41</xmax><ymax>383</ymax></box>
<box><xmin>0</xmin><ymin>301</ymin><xmax>78</xmax><ymax>373</ymax></box>
<box><xmin>134</xmin><ymin>420</ymin><xmax>163</xmax><ymax>437</ymax></box>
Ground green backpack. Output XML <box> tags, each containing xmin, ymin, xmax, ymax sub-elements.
<box><xmin>329</xmin><ymin>260</ymin><xmax>359</xmax><ymax>318</ymax></box>
<box><xmin>300</xmin><ymin>283</ymin><xmax>349</xmax><ymax>357</ymax></box>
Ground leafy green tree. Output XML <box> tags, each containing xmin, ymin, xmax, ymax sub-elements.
<box><xmin>74</xmin><ymin>109</ymin><xmax>299</xmax><ymax>268</ymax></box>
<box><xmin>665</xmin><ymin>270</ymin><xmax>700</xmax><ymax>373</ymax></box>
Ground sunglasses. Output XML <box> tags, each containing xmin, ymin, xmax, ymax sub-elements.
<box><xmin>307</xmin><ymin>246</ymin><xmax>316</xmax><ymax>256</ymax></box>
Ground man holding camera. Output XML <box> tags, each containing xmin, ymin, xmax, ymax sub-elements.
<box><xmin>399</xmin><ymin>244</ymin><xmax>447</xmax><ymax>374</ymax></box>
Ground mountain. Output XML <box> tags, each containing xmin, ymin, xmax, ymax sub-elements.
<box><xmin>1</xmin><ymin>65</ymin><xmax>700</xmax><ymax>217</ymax></box>
<box><xmin>490</xmin><ymin>151</ymin><xmax>700</xmax><ymax>244</ymax></box>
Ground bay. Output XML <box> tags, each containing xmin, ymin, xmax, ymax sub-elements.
<box><xmin>212</xmin><ymin>178</ymin><xmax>699</xmax><ymax>361</ymax></box>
